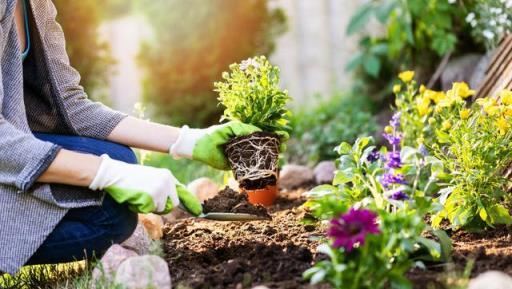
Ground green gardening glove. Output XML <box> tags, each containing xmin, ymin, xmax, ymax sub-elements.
<box><xmin>176</xmin><ymin>184</ymin><xmax>203</xmax><ymax>216</ymax></box>
<box><xmin>170</xmin><ymin>121</ymin><xmax>262</xmax><ymax>170</ymax></box>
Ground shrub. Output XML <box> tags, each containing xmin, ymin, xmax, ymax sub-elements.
<box><xmin>286</xmin><ymin>93</ymin><xmax>378</xmax><ymax>165</ymax></box>
<box><xmin>346</xmin><ymin>0</ymin><xmax>480</xmax><ymax>103</ymax></box>
<box><xmin>215</xmin><ymin>56</ymin><xmax>291</xmax><ymax>135</ymax></box>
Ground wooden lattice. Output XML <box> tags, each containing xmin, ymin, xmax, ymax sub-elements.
<box><xmin>475</xmin><ymin>35</ymin><xmax>512</xmax><ymax>100</ymax></box>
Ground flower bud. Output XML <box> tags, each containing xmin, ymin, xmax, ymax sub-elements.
<box><xmin>384</xmin><ymin>126</ymin><xmax>393</xmax><ymax>134</ymax></box>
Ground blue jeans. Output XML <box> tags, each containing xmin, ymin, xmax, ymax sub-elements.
<box><xmin>26</xmin><ymin>133</ymin><xmax>139</xmax><ymax>265</ymax></box>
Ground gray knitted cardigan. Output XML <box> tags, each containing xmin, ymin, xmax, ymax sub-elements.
<box><xmin>0</xmin><ymin>0</ymin><xmax>126</xmax><ymax>274</ymax></box>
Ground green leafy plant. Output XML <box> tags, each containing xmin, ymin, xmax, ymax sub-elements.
<box><xmin>430</xmin><ymin>92</ymin><xmax>512</xmax><ymax>229</ymax></box>
<box><xmin>346</xmin><ymin>0</ymin><xmax>478</xmax><ymax>102</ymax></box>
<box><xmin>303</xmin><ymin>107</ymin><xmax>451</xmax><ymax>288</ymax></box>
<box><xmin>215</xmin><ymin>56</ymin><xmax>291</xmax><ymax>134</ymax></box>
<box><xmin>304</xmin><ymin>206</ymin><xmax>447</xmax><ymax>289</ymax></box>
<box><xmin>287</xmin><ymin>93</ymin><xmax>378</xmax><ymax>165</ymax></box>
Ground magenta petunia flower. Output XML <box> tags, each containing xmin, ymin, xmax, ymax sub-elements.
<box><xmin>327</xmin><ymin>208</ymin><xmax>381</xmax><ymax>252</ymax></box>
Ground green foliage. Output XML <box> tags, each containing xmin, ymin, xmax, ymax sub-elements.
<box><xmin>391</xmin><ymin>72</ymin><xmax>512</xmax><ymax>230</ymax></box>
<box><xmin>53</xmin><ymin>0</ymin><xmax>116</xmax><ymax>103</ymax></box>
<box><xmin>139</xmin><ymin>0</ymin><xmax>287</xmax><ymax>127</ymax></box>
<box><xmin>346</xmin><ymin>0</ymin><xmax>478</xmax><ymax>102</ymax></box>
<box><xmin>429</xmin><ymin>96</ymin><xmax>512</xmax><ymax>229</ymax></box>
<box><xmin>303</xmin><ymin>135</ymin><xmax>451</xmax><ymax>288</ymax></box>
<box><xmin>215</xmin><ymin>56</ymin><xmax>291</xmax><ymax>134</ymax></box>
<box><xmin>286</xmin><ymin>93</ymin><xmax>378</xmax><ymax>165</ymax></box>
<box><xmin>304</xmin><ymin>208</ymin><xmax>436</xmax><ymax>289</ymax></box>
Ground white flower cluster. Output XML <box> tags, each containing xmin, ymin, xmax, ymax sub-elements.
<box><xmin>465</xmin><ymin>0</ymin><xmax>512</xmax><ymax>49</ymax></box>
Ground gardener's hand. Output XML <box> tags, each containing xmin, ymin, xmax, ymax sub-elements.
<box><xmin>89</xmin><ymin>155</ymin><xmax>183</xmax><ymax>215</ymax></box>
<box><xmin>170</xmin><ymin>121</ymin><xmax>261</xmax><ymax>170</ymax></box>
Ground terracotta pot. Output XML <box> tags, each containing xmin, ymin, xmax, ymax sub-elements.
<box><xmin>244</xmin><ymin>185</ymin><xmax>278</xmax><ymax>207</ymax></box>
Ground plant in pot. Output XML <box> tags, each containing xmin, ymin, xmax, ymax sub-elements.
<box><xmin>215</xmin><ymin>56</ymin><xmax>291</xmax><ymax>206</ymax></box>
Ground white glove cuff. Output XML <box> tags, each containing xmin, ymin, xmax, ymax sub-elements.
<box><xmin>89</xmin><ymin>154</ymin><xmax>114</xmax><ymax>191</ymax></box>
<box><xmin>169</xmin><ymin>125</ymin><xmax>205</xmax><ymax>159</ymax></box>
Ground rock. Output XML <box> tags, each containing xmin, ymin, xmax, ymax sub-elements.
<box><xmin>469</xmin><ymin>271</ymin><xmax>512</xmax><ymax>289</ymax></box>
<box><xmin>279</xmin><ymin>164</ymin><xmax>315</xmax><ymax>190</ymax></box>
<box><xmin>470</xmin><ymin>51</ymin><xmax>495</xmax><ymax>90</ymax></box>
<box><xmin>121</xmin><ymin>222</ymin><xmax>151</xmax><ymax>255</ymax></box>
<box><xmin>441</xmin><ymin>54</ymin><xmax>483</xmax><ymax>91</ymax></box>
<box><xmin>115</xmin><ymin>255</ymin><xmax>171</xmax><ymax>289</ymax></box>
<box><xmin>91</xmin><ymin>244</ymin><xmax>138</xmax><ymax>283</ymax></box>
<box><xmin>139</xmin><ymin>213</ymin><xmax>164</xmax><ymax>240</ymax></box>
<box><xmin>187</xmin><ymin>177</ymin><xmax>220</xmax><ymax>202</ymax></box>
<box><xmin>314</xmin><ymin>161</ymin><xmax>336</xmax><ymax>185</ymax></box>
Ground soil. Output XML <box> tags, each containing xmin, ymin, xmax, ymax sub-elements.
<box><xmin>202</xmin><ymin>187</ymin><xmax>271</xmax><ymax>219</ymax></box>
<box><xmin>163</xmin><ymin>190</ymin><xmax>329</xmax><ymax>289</ymax></box>
<box><xmin>164</xmin><ymin>188</ymin><xmax>512</xmax><ymax>289</ymax></box>
<box><xmin>408</xmin><ymin>226</ymin><xmax>512</xmax><ymax>289</ymax></box>
<box><xmin>224</xmin><ymin>132</ymin><xmax>280</xmax><ymax>190</ymax></box>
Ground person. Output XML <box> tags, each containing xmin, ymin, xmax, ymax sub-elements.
<box><xmin>0</xmin><ymin>0</ymin><xmax>261</xmax><ymax>275</ymax></box>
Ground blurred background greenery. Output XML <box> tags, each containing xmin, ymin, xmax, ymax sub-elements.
<box><xmin>53</xmin><ymin>0</ymin><xmax>504</xmax><ymax>183</ymax></box>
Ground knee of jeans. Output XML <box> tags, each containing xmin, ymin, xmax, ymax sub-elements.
<box><xmin>110</xmin><ymin>203</ymin><xmax>139</xmax><ymax>244</ymax></box>
<box><xmin>106</xmin><ymin>145</ymin><xmax>138</xmax><ymax>165</ymax></box>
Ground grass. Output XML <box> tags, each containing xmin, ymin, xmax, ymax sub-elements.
<box><xmin>0</xmin><ymin>241</ymin><xmax>166</xmax><ymax>289</ymax></box>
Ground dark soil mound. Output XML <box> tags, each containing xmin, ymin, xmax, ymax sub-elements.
<box><xmin>163</xmin><ymin>191</ymin><xmax>328</xmax><ymax>289</ymax></box>
<box><xmin>202</xmin><ymin>187</ymin><xmax>271</xmax><ymax>219</ymax></box>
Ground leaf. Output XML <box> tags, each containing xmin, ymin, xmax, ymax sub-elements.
<box><xmin>479</xmin><ymin>208</ymin><xmax>488</xmax><ymax>222</ymax></box>
<box><xmin>346</xmin><ymin>3</ymin><xmax>374</xmax><ymax>35</ymax></box>
<box><xmin>431</xmin><ymin>230</ymin><xmax>453</xmax><ymax>262</ymax></box>
<box><xmin>363</xmin><ymin>55</ymin><xmax>381</xmax><ymax>77</ymax></box>
<box><xmin>488</xmin><ymin>204</ymin><xmax>512</xmax><ymax>225</ymax></box>
<box><xmin>417</xmin><ymin>237</ymin><xmax>441</xmax><ymax>260</ymax></box>
<box><xmin>345</xmin><ymin>52</ymin><xmax>364</xmax><ymax>72</ymax></box>
<box><xmin>310</xmin><ymin>270</ymin><xmax>327</xmax><ymax>284</ymax></box>
<box><xmin>375</xmin><ymin>1</ymin><xmax>398</xmax><ymax>23</ymax></box>
<box><xmin>317</xmin><ymin>243</ymin><xmax>337</xmax><ymax>259</ymax></box>
<box><xmin>438</xmin><ymin>187</ymin><xmax>454</xmax><ymax>205</ymax></box>
<box><xmin>333</xmin><ymin>168</ymin><xmax>354</xmax><ymax>185</ymax></box>
<box><xmin>401</xmin><ymin>146</ymin><xmax>419</xmax><ymax>162</ymax></box>
<box><xmin>336</xmin><ymin>142</ymin><xmax>352</xmax><ymax>155</ymax></box>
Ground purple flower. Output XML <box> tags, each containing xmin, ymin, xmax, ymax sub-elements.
<box><xmin>390</xmin><ymin>113</ymin><xmax>401</xmax><ymax>129</ymax></box>
<box><xmin>327</xmin><ymin>208</ymin><xmax>380</xmax><ymax>252</ymax></box>
<box><xmin>389</xmin><ymin>191</ymin><xmax>409</xmax><ymax>201</ymax></box>
<box><xmin>385</xmin><ymin>151</ymin><xmax>402</xmax><ymax>169</ymax></box>
<box><xmin>380</xmin><ymin>172</ymin><xmax>407</xmax><ymax>188</ymax></box>
<box><xmin>367</xmin><ymin>150</ymin><xmax>381</xmax><ymax>163</ymax></box>
<box><xmin>418</xmin><ymin>144</ymin><xmax>429</xmax><ymax>156</ymax></box>
<box><xmin>383</xmin><ymin>133</ymin><xmax>402</xmax><ymax>146</ymax></box>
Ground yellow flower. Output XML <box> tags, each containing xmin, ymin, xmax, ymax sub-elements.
<box><xmin>496</xmin><ymin>117</ymin><xmax>510</xmax><ymax>135</ymax></box>
<box><xmin>442</xmin><ymin>120</ymin><xmax>452</xmax><ymax>131</ymax></box>
<box><xmin>459</xmin><ymin>108</ymin><xmax>471</xmax><ymax>120</ymax></box>
<box><xmin>504</xmin><ymin>106</ymin><xmax>512</xmax><ymax>117</ymax></box>
<box><xmin>393</xmin><ymin>84</ymin><xmax>402</xmax><ymax>94</ymax></box>
<box><xmin>438</xmin><ymin>91</ymin><xmax>460</xmax><ymax>108</ymax></box>
<box><xmin>384</xmin><ymin>126</ymin><xmax>393</xmax><ymax>134</ymax></box>
<box><xmin>486</xmin><ymin>106</ymin><xmax>501</xmax><ymax>116</ymax></box>
<box><xmin>424</xmin><ymin>90</ymin><xmax>446</xmax><ymax>104</ymax></box>
<box><xmin>398</xmin><ymin>71</ymin><xmax>415</xmax><ymax>83</ymax></box>
<box><xmin>419</xmin><ymin>85</ymin><xmax>426</xmax><ymax>94</ymax></box>
<box><xmin>416</xmin><ymin>96</ymin><xmax>431</xmax><ymax>116</ymax></box>
<box><xmin>500</xmin><ymin>90</ymin><xmax>512</xmax><ymax>105</ymax></box>
<box><xmin>451</xmin><ymin>82</ymin><xmax>475</xmax><ymax>99</ymax></box>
